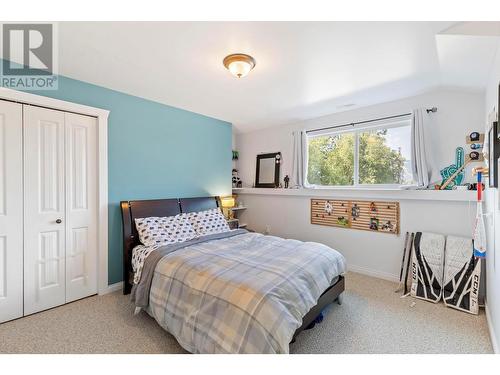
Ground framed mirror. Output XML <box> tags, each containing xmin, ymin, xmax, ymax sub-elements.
<box><xmin>255</xmin><ymin>152</ymin><xmax>281</xmax><ymax>188</ymax></box>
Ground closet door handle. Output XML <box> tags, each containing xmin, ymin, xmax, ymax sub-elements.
<box><xmin>55</xmin><ymin>219</ymin><xmax>62</xmax><ymax>224</ymax></box>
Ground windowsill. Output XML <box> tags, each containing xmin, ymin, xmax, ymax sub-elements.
<box><xmin>305</xmin><ymin>184</ymin><xmax>414</xmax><ymax>190</ymax></box>
<box><xmin>232</xmin><ymin>187</ymin><xmax>476</xmax><ymax>202</ymax></box>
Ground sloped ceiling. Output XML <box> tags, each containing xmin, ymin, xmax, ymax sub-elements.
<box><xmin>3</xmin><ymin>21</ymin><xmax>499</xmax><ymax>132</ymax></box>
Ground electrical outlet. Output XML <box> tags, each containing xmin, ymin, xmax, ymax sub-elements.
<box><xmin>264</xmin><ymin>225</ymin><xmax>271</xmax><ymax>235</ymax></box>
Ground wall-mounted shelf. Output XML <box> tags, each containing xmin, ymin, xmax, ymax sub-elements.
<box><xmin>228</xmin><ymin>194</ymin><xmax>248</xmax><ymax>229</ymax></box>
<box><xmin>232</xmin><ymin>187</ymin><xmax>476</xmax><ymax>202</ymax></box>
<box><xmin>231</xmin><ymin>206</ymin><xmax>247</xmax><ymax>211</ymax></box>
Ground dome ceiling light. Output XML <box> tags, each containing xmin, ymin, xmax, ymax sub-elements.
<box><xmin>223</xmin><ymin>53</ymin><xmax>256</xmax><ymax>78</ymax></box>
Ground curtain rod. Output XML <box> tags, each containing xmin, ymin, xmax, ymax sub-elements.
<box><xmin>305</xmin><ymin>107</ymin><xmax>438</xmax><ymax>134</ymax></box>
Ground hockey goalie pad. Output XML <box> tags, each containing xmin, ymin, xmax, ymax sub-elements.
<box><xmin>443</xmin><ymin>235</ymin><xmax>480</xmax><ymax>315</ymax></box>
<box><xmin>410</xmin><ymin>232</ymin><xmax>445</xmax><ymax>303</ymax></box>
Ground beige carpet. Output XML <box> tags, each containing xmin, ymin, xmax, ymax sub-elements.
<box><xmin>0</xmin><ymin>272</ymin><xmax>492</xmax><ymax>354</ymax></box>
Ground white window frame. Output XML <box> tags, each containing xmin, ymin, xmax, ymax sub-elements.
<box><xmin>306</xmin><ymin>116</ymin><xmax>413</xmax><ymax>189</ymax></box>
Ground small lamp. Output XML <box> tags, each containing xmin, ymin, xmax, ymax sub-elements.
<box><xmin>220</xmin><ymin>196</ymin><xmax>236</xmax><ymax>219</ymax></box>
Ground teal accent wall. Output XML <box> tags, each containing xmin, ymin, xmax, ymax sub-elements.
<box><xmin>9</xmin><ymin>71</ymin><xmax>232</xmax><ymax>284</ymax></box>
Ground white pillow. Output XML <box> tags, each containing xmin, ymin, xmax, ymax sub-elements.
<box><xmin>187</xmin><ymin>208</ymin><xmax>231</xmax><ymax>236</ymax></box>
<box><xmin>134</xmin><ymin>214</ymin><xmax>196</xmax><ymax>246</ymax></box>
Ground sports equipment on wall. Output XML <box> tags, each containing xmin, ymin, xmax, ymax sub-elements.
<box><xmin>439</xmin><ymin>150</ymin><xmax>482</xmax><ymax>190</ymax></box>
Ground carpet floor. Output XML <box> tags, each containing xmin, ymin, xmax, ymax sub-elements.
<box><xmin>0</xmin><ymin>272</ymin><xmax>493</xmax><ymax>354</ymax></box>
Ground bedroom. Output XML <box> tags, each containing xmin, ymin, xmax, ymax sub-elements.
<box><xmin>1</xmin><ymin>1</ymin><xmax>500</xmax><ymax>373</ymax></box>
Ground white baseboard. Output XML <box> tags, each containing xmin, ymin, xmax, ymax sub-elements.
<box><xmin>485</xmin><ymin>301</ymin><xmax>499</xmax><ymax>354</ymax></box>
<box><xmin>348</xmin><ymin>264</ymin><xmax>399</xmax><ymax>283</ymax></box>
<box><xmin>99</xmin><ymin>281</ymin><xmax>124</xmax><ymax>295</ymax></box>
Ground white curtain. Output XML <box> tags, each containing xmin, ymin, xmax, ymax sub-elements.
<box><xmin>411</xmin><ymin>109</ymin><xmax>430</xmax><ymax>188</ymax></box>
<box><xmin>291</xmin><ymin>130</ymin><xmax>308</xmax><ymax>188</ymax></box>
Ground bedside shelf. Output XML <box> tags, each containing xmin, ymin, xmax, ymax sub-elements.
<box><xmin>230</xmin><ymin>206</ymin><xmax>247</xmax><ymax>211</ymax></box>
<box><xmin>226</xmin><ymin>207</ymin><xmax>248</xmax><ymax>229</ymax></box>
<box><xmin>228</xmin><ymin>194</ymin><xmax>248</xmax><ymax>230</ymax></box>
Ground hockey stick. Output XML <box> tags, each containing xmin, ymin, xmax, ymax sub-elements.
<box><xmin>402</xmin><ymin>232</ymin><xmax>415</xmax><ymax>297</ymax></box>
<box><xmin>439</xmin><ymin>160</ymin><xmax>470</xmax><ymax>190</ymax></box>
<box><xmin>395</xmin><ymin>232</ymin><xmax>410</xmax><ymax>293</ymax></box>
<box><xmin>473</xmin><ymin>170</ymin><xmax>486</xmax><ymax>258</ymax></box>
<box><xmin>439</xmin><ymin>151</ymin><xmax>480</xmax><ymax>190</ymax></box>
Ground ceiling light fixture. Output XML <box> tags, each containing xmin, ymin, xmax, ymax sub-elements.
<box><xmin>223</xmin><ymin>53</ymin><xmax>256</xmax><ymax>78</ymax></box>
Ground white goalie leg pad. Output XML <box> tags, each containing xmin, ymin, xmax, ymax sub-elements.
<box><xmin>410</xmin><ymin>232</ymin><xmax>445</xmax><ymax>303</ymax></box>
<box><xmin>443</xmin><ymin>235</ymin><xmax>480</xmax><ymax>315</ymax></box>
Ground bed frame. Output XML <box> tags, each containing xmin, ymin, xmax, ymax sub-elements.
<box><xmin>120</xmin><ymin>196</ymin><xmax>345</xmax><ymax>342</ymax></box>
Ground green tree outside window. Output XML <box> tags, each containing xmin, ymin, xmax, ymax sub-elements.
<box><xmin>307</xmin><ymin>127</ymin><xmax>409</xmax><ymax>186</ymax></box>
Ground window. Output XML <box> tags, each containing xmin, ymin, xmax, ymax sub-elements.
<box><xmin>306</xmin><ymin>118</ymin><xmax>413</xmax><ymax>187</ymax></box>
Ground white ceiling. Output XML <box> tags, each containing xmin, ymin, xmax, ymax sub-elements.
<box><xmin>17</xmin><ymin>22</ymin><xmax>500</xmax><ymax>132</ymax></box>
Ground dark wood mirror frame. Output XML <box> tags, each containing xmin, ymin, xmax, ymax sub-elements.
<box><xmin>255</xmin><ymin>152</ymin><xmax>281</xmax><ymax>188</ymax></box>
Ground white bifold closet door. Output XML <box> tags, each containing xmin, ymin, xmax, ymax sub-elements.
<box><xmin>0</xmin><ymin>100</ymin><xmax>23</xmax><ymax>323</ymax></box>
<box><xmin>23</xmin><ymin>105</ymin><xmax>98</xmax><ymax>315</ymax></box>
<box><xmin>64</xmin><ymin>112</ymin><xmax>98</xmax><ymax>303</ymax></box>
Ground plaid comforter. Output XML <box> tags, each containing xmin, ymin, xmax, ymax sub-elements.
<box><xmin>144</xmin><ymin>231</ymin><xmax>345</xmax><ymax>354</ymax></box>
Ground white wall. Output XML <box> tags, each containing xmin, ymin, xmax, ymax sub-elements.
<box><xmin>483</xmin><ymin>39</ymin><xmax>500</xmax><ymax>353</ymax></box>
<box><xmin>235</xmin><ymin>88</ymin><xmax>485</xmax><ymax>187</ymax></box>
<box><xmin>233</xmin><ymin>87</ymin><xmax>484</xmax><ymax>282</ymax></box>
<box><xmin>236</xmin><ymin>193</ymin><xmax>476</xmax><ymax>281</ymax></box>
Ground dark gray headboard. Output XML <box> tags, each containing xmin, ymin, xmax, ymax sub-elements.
<box><xmin>120</xmin><ymin>196</ymin><xmax>219</xmax><ymax>294</ymax></box>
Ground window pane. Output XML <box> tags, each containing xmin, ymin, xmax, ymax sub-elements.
<box><xmin>358</xmin><ymin>125</ymin><xmax>413</xmax><ymax>185</ymax></box>
<box><xmin>307</xmin><ymin>133</ymin><xmax>354</xmax><ymax>186</ymax></box>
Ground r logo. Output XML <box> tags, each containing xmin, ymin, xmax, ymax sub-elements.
<box><xmin>2</xmin><ymin>23</ymin><xmax>53</xmax><ymax>76</ymax></box>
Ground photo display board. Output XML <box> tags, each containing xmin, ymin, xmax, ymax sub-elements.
<box><xmin>310</xmin><ymin>199</ymin><xmax>400</xmax><ymax>234</ymax></box>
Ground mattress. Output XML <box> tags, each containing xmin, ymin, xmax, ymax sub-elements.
<box><xmin>136</xmin><ymin>231</ymin><xmax>346</xmax><ymax>353</ymax></box>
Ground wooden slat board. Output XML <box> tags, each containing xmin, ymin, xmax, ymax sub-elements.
<box><xmin>311</xmin><ymin>199</ymin><xmax>400</xmax><ymax>235</ymax></box>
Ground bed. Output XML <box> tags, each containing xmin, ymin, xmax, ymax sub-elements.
<box><xmin>121</xmin><ymin>196</ymin><xmax>346</xmax><ymax>353</ymax></box>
